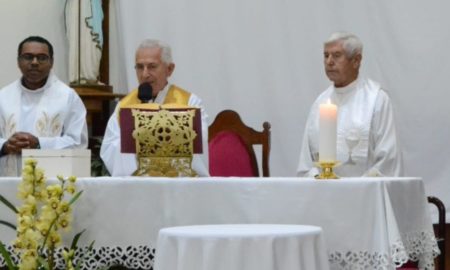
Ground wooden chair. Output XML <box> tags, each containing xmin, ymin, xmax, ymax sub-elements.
<box><xmin>208</xmin><ymin>110</ymin><xmax>271</xmax><ymax>177</ymax></box>
<box><xmin>428</xmin><ymin>196</ymin><xmax>446</xmax><ymax>270</ymax></box>
<box><xmin>397</xmin><ymin>196</ymin><xmax>446</xmax><ymax>270</ymax></box>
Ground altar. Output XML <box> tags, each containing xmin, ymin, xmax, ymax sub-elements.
<box><xmin>0</xmin><ymin>177</ymin><xmax>438</xmax><ymax>270</ymax></box>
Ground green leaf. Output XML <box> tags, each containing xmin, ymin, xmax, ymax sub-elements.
<box><xmin>0</xmin><ymin>240</ymin><xmax>17</xmax><ymax>270</ymax></box>
<box><xmin>37</xmin><ymin>255</ymin><xmax>49</xmax><ymax>270</ymax></box>
<box><xmin>69</xmin><ymin>190</ymin><xmax>83</xmax><ymax>206</ymax></box>
<box><xmin>87</xmin><ymin>240</ymin><xmax>95</xmax><ymax>251</ymax></box>
<box><xmin>70</xmin><ymin>229</ymin><xmax>86</xmax><ymax>250</ymax></box>
<box><xmin>0</xmin><ymin>220</ymin><xmax>16</xmax><ymax>231</ymax></box>
<box><xmin>0</xmin><ymin>194</ymin><xmax>18</xmax><ymax>214</ymax></box>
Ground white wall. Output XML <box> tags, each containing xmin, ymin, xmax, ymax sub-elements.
<box><xmin>112</xmin><ymin>0</ymin><xmax>450</xmax><ymax>220</ymax></box>
<box><xmin>1</xmin><ymin>1</ymin><xmax>450</xmax><ymax>220</ymax></box>
<box><xmin>0</xmin><ymin>0</ymin><xmax>126</xmax><ymax>93</ymax></box>
<box><xmin>0</xmin><ymin>0</ymin><xmax>69</xmax><ymax>84</ymax></box>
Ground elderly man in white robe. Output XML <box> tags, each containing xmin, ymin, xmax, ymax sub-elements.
<box><xmin>100</xmin><ymin>39</ymin><xmax>209</xmax><ymax>176</ymax></box>
<box><xmin>0</xmin><ymin>36</ymin><xmax>88</xmax><ymax>176</ymax></box>
<box><xmin>297</xmin><ymin>32</ymin><xmax>403</xmax><ymax>177</ymax></box>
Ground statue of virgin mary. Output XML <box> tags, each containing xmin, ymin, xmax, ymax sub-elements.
<box><xmin>65</xmin><ymin>0</ymin><xmax>104</xmax><ymax>85</ymax></box>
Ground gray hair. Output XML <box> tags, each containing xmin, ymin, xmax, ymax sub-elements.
<box><xmin>137</xmin><ymin>39</ymin><xmax>173</xmax><ymax>64</ymax></box>
<box><xmin>325</xmin><ymin>32</ymin><xmax>363</xmax><ymax>58</ymax></box>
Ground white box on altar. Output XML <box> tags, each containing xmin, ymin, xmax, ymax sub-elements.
<box><xmin>22</xmin><ymin>149</ymin><xmax>91</xmax><ymax>178</ymax></box>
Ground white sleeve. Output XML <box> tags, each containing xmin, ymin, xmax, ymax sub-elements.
<box><xmin>297</xmin><ymin>111</ymin><xmax>320</xmax><ymax>177</ymax></box>
<box><xmin>365</xmin><ymin>90</ymin><xmax>404</xmax><ymax>177</ymax></box>
<box><xmin>188</xmin><ymin>94</ymin><xmax>210</xmax><ymax>177</ymax></box>
<box><xmin>100</xmin><ymin>105</ymin><xmax>137</xmax><ymax>176</ymax></box>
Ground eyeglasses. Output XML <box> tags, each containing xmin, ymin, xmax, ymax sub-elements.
<box><xmin>18</xmin><ymin>54</ymin><xmax>51</xmax><ymax>64</ymax></box>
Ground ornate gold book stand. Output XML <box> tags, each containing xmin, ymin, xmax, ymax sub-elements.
<box><xmin>130</xmin><ymin>108</ymin><xmax>198</xmax><ymax>177</ymax></box>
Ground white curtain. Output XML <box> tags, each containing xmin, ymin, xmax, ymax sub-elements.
<box><xmin>110</xmin><ymin>0</ymin><xmax>450</xmax><ymax>219</ymax></box>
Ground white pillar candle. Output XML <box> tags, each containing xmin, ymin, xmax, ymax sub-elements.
<box><xmin>319</xmin><ymin>99</ymin><xmax>337</xmax><ymax>162</ymax></box>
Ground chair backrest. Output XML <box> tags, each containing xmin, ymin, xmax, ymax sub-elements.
<box><xmin>208</xmin><ymin>110</ymin><xmax>271</xmax><ymax>177</ymax></box>
<box><xmin>428</xmin><ymin>196</ymin><xmax>446</xmax><ymax>270</ymax></box>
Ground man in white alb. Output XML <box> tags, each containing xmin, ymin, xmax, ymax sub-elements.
<box><xmin>0</xmin><ymin>36</ymin><xmax>88</xmax><ymax>176</ymax></box>
<box><xmin>100</xmin><ymin>39</ymin><xmax>209</xmax><ymax>176</ymax></box>
<box><xmin>297</xmin><ymin>32</ymin><xmax>403</xmax><ymax>177</ymax></box>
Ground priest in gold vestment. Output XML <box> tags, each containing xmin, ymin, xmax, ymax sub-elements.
<box><xmin>100</xmin><ymin>39</ymin><xmax>209</xmax><ymax>176</ymax></box>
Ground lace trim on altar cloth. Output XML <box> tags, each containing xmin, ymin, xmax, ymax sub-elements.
<box><xmin>391</xmin><ymin>231</ymin><xmax>440</xmax><ymax>270</ymax></box>
<box><xmin>329</xmin><ymin>251</ymin><xmax>391</xmax><ymax>270</ymax></box>
<box><xmin>329</xmin><ymin>231</ymin><xmax>440</xmax><ymax>270</ymax></box>
<box><xmin>0</xmin><ymin>231</ymin><xmax>439</xmax><ymax>270</ymax></box>
<box><xmin>0</xmin><ymin>245</ymin><xmax>155</xmax><ymax>270</ymax></box>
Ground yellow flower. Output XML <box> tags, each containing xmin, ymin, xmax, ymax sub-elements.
<box><xmin>47</xmin><ymin>184</ymin><xmax>63</xmax><ymax>198</ymax></box>
<box><xmin>57</xmin><ymin>201</ymin><xmax>71</xmax><ymax>214</ymax></box>
<box><xmin>62</xmin><ymin>249</ymin><xmax>69</xmax><ymax>260</ymax></box>
<box><xmin>34</xmin><ymin>168</ymin><xmax>45</xmax><ymax>184</ymax></box>
<box><xmin>49</xmin><ymin>232</ymin><xmax>62</xmax><ymax>246</ymax></box>
<box><xmin>22</xmin><ymin>166</ymin><xmax>33</xmax><ymax>177</ymax></box>
<box><xmin>19</xmin><ymin>257</ymin><xmax>37</xmax><ymax>270</ymax></box>
<box><xmin>16</xmin><ymin>224</ymin><xmax>27</xmax><ymax>234</ymax></box>
<box><xmin>62</xmin><ymin>249</ymin><xmax>75</xmax><ymax>260</ymax></box>
<box><xmin>40</xmin><ymin>205</ymin><xmax>57</xmax><ymax>222</ymax></box>
<box><xmin>48</xmin><ymin>197</ymin><xmax>60</xmax><ymax>210</ymax></box>
<box><xmin>13</xmin><ymin>238</ymin><xmax>24</xmax><ymax>249</ymax></box>
<box><xmin>38</xmin><ymin>189</ymin><xmax>48</xmax><ymax>200</ymax></box>
<box><xmin>58</xmin><ymin>214</ymin><xmax>72</xmax><ymax>231</ymax></box>
<box><xmin>17</xmin><ymin>182</ymin><xmax>33</xmax><ymax>199</ymax></box>
<box><xmin>12</xmin><ymin>159</ymin><xmax>84</xmax><ymax>269</ymax></box>
<box><xmin>24</xmin><ymin>229</ymin><xmax>41</xmax><ymax>243</ymax></box>
<box><xmin>68</xmin><ymin>176</ymin><xmax>77</xmax><ymax>183</ymax></box>
<box><xmin>33</xmin><ymin>191</ymin><xmax>43</xmax><ymax>201</ymax></box>
<box><xmin>66</xmin><ymin>184</ymin><xmax>76</xmax><ymax>194</ymax></box>
<box><xmin>24</xmin><ymin>158</ymin><xmax>37</xmax><ymax>167</ymax></box>
<box><xmin>18</xmin><ymin>203</ymin><xmax>35</xmax><ymax>217</ymax></box>
<box><xmin>17</xmin><ymin>215</ymin><xmax>33</xmax><ymax>228</ymax></box>
<box><xmin>22</xmin><ymin>172</ymin><xmax>34</xmax><ymax>184</ymax></box>
<box><xmin>24</xmin><ymin>195</ymin><xmax>36</xmax><ymax>207</ymax></box>
<box><xmin>19</xmin><ymin>249</ymin><xmax>38</xmax><ymax>270</ymax></box>
<box><xmin>35</xmin><ymin>219</ymin><xmax>50</xmax><ymax>236</ymax></box>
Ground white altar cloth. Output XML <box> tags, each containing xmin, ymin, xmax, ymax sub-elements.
<box><xmin>0</xmin><ymin>177</ymin><xmax>438</xmax><ymax>270</ymax></box>
<box><xmin>154</xmin><ymin>224</ymin><xmax>330</xmax><ymax>270</ymax></box>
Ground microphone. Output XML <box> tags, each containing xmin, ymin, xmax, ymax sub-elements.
<box><xmin>138</xmin><ymin>82</ymin><xmax>153</xmax><ymax>103</ymax></box>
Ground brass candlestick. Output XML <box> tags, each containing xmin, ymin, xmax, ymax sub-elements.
<box><xmin>315</xmin><ymin>161</ymin><xmax>340</xmax><ymax>180</ymax></box>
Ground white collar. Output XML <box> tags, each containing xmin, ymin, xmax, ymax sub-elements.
<box><xmin>334</xmin><ymin>78</ymin><xmax>358</xmax><ymax>95</ymax></box>
<box><xmin>20</xmin><ymin>73</ymin><xmax>55</xmax><ymax>94</ymax></box>
<box><xmin>154</xmin><ymin>83</ymin><xmax>170</xmax><ymax>103</ymax></box>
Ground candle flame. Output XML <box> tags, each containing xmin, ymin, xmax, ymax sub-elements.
<box><xmin>327</xmin><ymin>99</ymin><xmax>331</xmax><ymax>104</ymax></box>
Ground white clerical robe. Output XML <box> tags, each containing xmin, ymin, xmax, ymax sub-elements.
<box><xmin>0</xmin><ymin>74</ymin><xmax>88</xmax><ymax>176</ymax></box>
<box><xmin>100</xmin><ymin>84</ymin><xmax>210</xmax><ymax>176</ymax></box>
<box><xmin>297</xmin><ymin>77</ymin><xmax>404</xmax><ymax>177</ymax></box>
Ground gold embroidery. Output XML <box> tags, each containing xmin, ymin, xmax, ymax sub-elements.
<box><xmin>35</xmin><ymin>112</ymin><xmax>62</xmax><ymax>136</ymax></box>
<box><xmin>0</xmin><ymin>114</ymin><xmax>17</xmax><ymax>138</ymax></box>
<box><xmin>131</xmin><ymin>109</ymin><xmax>198</xmax><ymax>177</ymax></box>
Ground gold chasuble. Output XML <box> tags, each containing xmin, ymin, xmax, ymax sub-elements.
<box><xmin>118</xmin><ymin>84</ymin><xmax>198</xmax><ymax>177</ymax></box>
<box><xmin>119</xmin><ymin>84</ymin><xmax>191</xmax><ymax>110</ymax></box>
